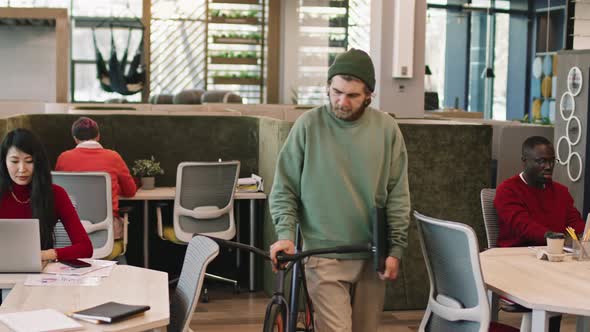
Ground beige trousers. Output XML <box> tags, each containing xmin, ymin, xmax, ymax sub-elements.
<box><xmin>305</xmin><ymin>257</ymin><xmax>386</xmax><ymax>332</ymax></box>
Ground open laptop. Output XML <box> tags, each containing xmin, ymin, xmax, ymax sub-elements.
<box><xmin>0</xmin><ymin>219</ymin><xmax>42</xmax><ymax>273</ymax></box>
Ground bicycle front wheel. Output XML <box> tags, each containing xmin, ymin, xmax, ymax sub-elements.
<box><xmin>263</xmin><ymin>303</ymin><xmax>286</xmax><ymax>332</ymax></box>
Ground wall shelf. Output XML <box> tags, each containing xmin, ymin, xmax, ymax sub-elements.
<box><xmin>295</xmin><ymin>0</ymin><xmax>348</xmax><ymax>104</ymax></box>
<box><xmin>210</xmin><ymin>56</ymin><xmax>258</xmax><ymax>65</ymax></box>
<box><xmin>213</xmin><ymin>77</ymin><xmax>262</xmax><ymax>85</ymax></box>
<box><xmin>209</xmin><ymin>16</ymin><xmax>260</xmax><ymax>25</ymax></box>
<box><xmin>212</xmin><ymin>37</ymin><xmax>261</xmax><ymax>44</ymax></box>
<box><xmin>302</xmin><ymin>0</ymin><xmax>347</xmax><ymax>8</ymax></box>
<box><xmin>211</xmin><ymin>0</ymin><xmax>260</xmax><ymax>4</ymax></box>
<box><xmin>206</xmin><ymin>0</ymin><xmax>266</xmax><ymax>103</ymax></box>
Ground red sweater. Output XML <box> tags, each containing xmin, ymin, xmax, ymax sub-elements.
<box><xmin>494</xmin><ymin>174</ymin><xmax>584</xmax><ymax>247</ymax></box>
<box><xmin>55</xmin><ymin>146</ymin><xmax>137</xmax><ymax>216</ymax></box>
<box><xmin>0</xmin><ymin>184</ymin><xmax>93</xmax><ymax>260</ymax></box>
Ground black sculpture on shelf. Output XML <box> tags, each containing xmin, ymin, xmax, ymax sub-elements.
<box><xmin>93</xmin><ymin>25</ymin><xmax>145</xmax><ymax>96</ymax></box>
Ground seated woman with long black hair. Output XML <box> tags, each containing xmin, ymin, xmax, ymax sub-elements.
<box><xmin>0</xmin><ymin>128</ymin><xmax>92</xmax><ymax>261</ymax></box>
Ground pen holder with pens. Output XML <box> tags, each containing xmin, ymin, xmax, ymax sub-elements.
<box><xmin>573</xmin><ymin>240</ymin><xmax>590</xmax><ymax>260</ymax></box>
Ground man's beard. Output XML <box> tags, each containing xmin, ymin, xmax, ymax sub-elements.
<box><xmin>331</xmin><ymin>103</ymin><xmax>367</xmax><ymax>121</ymax></box>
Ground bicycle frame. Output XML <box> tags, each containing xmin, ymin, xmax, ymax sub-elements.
<box><xmin>263</xmin><ymin>228</ymin><xmax>313</xmax><ymax>332</ymax></box>
<box><xmin>286</xmin><ymin>227</ymin><xmax>312</xmax><ymax>332</ymax></box>
<box><xmin>205</xmin><ymin>232</ymin><xmax>374</xmax><ymax>332</ymax></box>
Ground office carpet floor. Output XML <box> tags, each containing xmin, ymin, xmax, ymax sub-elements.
<box><xmin>189</xmin><ymin>287</ymin><xmax>579</xmax><ymax>331</ymax></box>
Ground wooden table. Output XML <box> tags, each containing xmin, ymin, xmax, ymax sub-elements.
<box><xmin>0</xmin><ymin>265</ymin><xmax>169</xmax><ymax>331</ymax></box>
<box><xmin>480</xmin><ymin>247</ymin><xmax>590</xmax><ymax>332</ymax></box>
<box><xmin>120</xmin><ymin>187</ymin><xmax>266</xmax><ymax>292</ymax></box>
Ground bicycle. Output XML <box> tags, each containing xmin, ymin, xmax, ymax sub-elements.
<box><xmin>208</xmin><ymin>208</ymin><xmax>388</xmax><ymax>332</ymax></box>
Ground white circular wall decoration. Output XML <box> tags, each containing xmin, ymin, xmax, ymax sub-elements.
<box><xmin>556</xmin><ymin>136</ymin><xmax>572</xmax><ymax>166</ymax></box>
<box><xmin>567</xmin><ymin>66</ymin><xmax>583</xmax><ymax>96</ymax></box>
<box><xmin>559</xmin><ymin>91</ymin><xmax>575</xmax><ymax>120</ymax></box>
<box><xmin>567</xmin><ymin>116</ymin><xmax>582</xmax><ymax>146</ymax></box>
<box><xmin>568</xmin><ymin>152</ymin><xmax>583</xmax><ymax>182</ymax></box>
<box><xmin>559</xmin><ymin>68</ymin><xmax>584</xmax><ymax>182</ymax></box>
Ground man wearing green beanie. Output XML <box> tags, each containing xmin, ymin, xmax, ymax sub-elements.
<box><xmin>269</xmin><ymin>48</ymin><xmax>410</xmax><ymax>332</ymax></box>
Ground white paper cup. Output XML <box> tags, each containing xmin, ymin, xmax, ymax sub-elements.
<box><xmin>546</xmin><ymin>237</ymin><xmax>565</xmax><ymax>254</ymax></box>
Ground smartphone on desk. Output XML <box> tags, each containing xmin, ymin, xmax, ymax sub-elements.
<box><xmin>60</xmin><ymin>259</ymin><xmax>91</xmax><ymax>268</ymax></box>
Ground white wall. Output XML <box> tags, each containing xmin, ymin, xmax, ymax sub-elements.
<box><xmin>574</xmin><ymin>4</ymin><xmax>590</xmax><ymax>50</ymax></box>
<box><xmin>0</xmin><ymin>25</ymin><xmax>57</xmax><ymax>102</ymax></box>
<box><xmin>371</xmin><ymin>0</ymin><xmax>425</xmax><ymax>118</ymax></box>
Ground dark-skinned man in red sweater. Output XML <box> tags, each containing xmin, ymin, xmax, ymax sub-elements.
<box><xmin>494</xmin><ymin>135</ymin><xmax>584</xmax><ymax>332</ymax></box>
<box><xmin>495</xmin><ymin>135</ymin><xmax>584</xmax><ymax>247</ymax></box>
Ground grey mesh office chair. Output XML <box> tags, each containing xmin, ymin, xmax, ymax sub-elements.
<box><xmin>480</xmin><ymin>189</ymin><xmax>499</xmax><ymax>249</ymax></box>
<box><xmin>169</xmin><ymin>235</ymin><xmax>219</xmax><ymax>332</ymax></box>
<box><xmin>156</xmin><ymin>161</ymin><xmax>240</xmax><ymax>291</ymax></box>
<box><xmin>414</xmin><ymin>211</ymin><xmax>518</xmax><ymax>332</ymax></box>
<box><xmin>52</xmin><ymin>172</ymin><xmax>128</xmax><ymax>260</ymax></box>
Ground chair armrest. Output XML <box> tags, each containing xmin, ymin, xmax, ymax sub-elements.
<box><xmin>81</xmin><ymin>219</ymin><xmax>108</xmax><ymax>234</ymax></box>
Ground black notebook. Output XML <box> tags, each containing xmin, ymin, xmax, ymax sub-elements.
<box><xmin>70</xmin><ymin>302</ymin><xmax>150</xmax><ymax>324</ymax></box>
<box><xmin>373</xmin><ymin>207</ymin><xmax>388</xmax><ymax>273</ymax></box>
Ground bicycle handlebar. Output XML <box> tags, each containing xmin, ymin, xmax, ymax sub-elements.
<box><xmin>275</xmin><ymin>243</ymin><xmax>373</xmax><ymax>263</ymax></box>
<box><xmin>208</xmin><ymin>236</ymin><xmax>271</xmax><ymax>260</ymax></box>
<box><xmin>203</xmin><ymin>235</ymin><xmax>373</xmax><ymax>264</ymax></box>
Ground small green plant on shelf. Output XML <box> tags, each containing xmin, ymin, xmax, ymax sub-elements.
<box><xmin>329</xmin><ymin>0</ymin><xmax>347</xmax><ymax>7</ymax></box>
<box><xmin>328</xmin><ymin>36</ymin><xmax>346</xmax><ymax>47</ymax></box>
<box><xmin>212</xmin><ymin>51</ymin><xmax>258</xmax><ymax>59</ymax></box>
<box><xmin>213</xmin><ymin>32</ymin><xmax>262</xmax><ymax>41</ymax></box>
<box><xmin>131</xmin><ymin>156</ymin><xmax>164</xmax><ymax>178</ymax></box>
<box><xmin>210</xmin><ymin>9</ymin><xmax>259</xmax><ymax>19</ymax></box>
<box><xmin>214</xmin><ymin>71</ymin><xmax>261</xmax><ymax>80</ymax></box>
<box><xmin>329</xmin><ymin>14</ymin><xmax>347</xmax><ymax>27</ymax></box>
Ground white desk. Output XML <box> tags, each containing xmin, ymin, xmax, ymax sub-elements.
<box><xmin>120</xmin><ymin>187</ymin><xmax>266</xmax><ymax>292</ymax></box>
<box><xmin>480</xmin><ymin>247</ymin><xmax>590</xmax><ymax>332</ymax></box>
<box><xmin>0</xmin><ymin>265</ymin><xmax>169</xmax><ymax>331</ymax></box>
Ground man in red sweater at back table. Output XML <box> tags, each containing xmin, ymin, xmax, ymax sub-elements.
<box><xmin>494</xmin><ymin>136</ymin><xmax>584</xmax><ymax>332</ymax></box>
<box><xmin>495</xmin><ymin>135</ymin><xmax>585</xmax><ymax>248</ymax></box>
<box><xmin>55</xmin><ymin>117</ymin><xmax>137</xmax><ymax>240</ymax></box>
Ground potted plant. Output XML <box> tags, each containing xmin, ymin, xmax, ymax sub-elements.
<box><xmin>131</xmin><ymin>156</ymin><xmax>164</xmax><ymax>190</ymax></box>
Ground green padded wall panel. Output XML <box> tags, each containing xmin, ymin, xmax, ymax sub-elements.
<box><xmin>12</xmin><ymin>114</ymin><xmax>259</xmax><ymax>185</ymax></box>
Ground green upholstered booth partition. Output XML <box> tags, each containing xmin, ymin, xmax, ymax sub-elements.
<box><xmin>0</xmin><ymin>114</ymin><xmax>259</xmax><ymax>182</ymax></box>
<box><xmin>257</xmin><ymin>117</ymin><xmax>295</xmax><ymax>293</ymax></box>
<box><xmin>392</xmin><ymin>122</ymin><xmax>492</xmax><ymax>309</ymax></box>
<box><xmin>0</xmin><ymin>113</ymin><xmax>491</xmax><ymax>310</ymax></box>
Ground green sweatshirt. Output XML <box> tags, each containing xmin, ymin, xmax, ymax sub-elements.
<box><xmin>269</xmin><ymin>104</ymin><xmax>411</xmax><ymax>259</ymax></box>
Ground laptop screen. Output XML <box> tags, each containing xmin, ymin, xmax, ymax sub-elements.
<box><xmin>0</xmin><ymin>219</ymin><xmax>42</xmax><ymax>273</ymax></box>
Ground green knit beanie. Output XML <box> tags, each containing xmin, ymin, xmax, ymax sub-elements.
<box><xmin>328</xmin><ymin>48</ymin><xmax>375</xmax><ymax>92</ymax></box>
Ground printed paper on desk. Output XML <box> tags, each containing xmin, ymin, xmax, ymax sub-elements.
<box><xmin>82</xmin><ymin>264</ymin><xmax>115</xmax><ymax>278</ymax></box>
<box><xmin>43</xmin><ymin>259</ymin><xmax>116</xmax><ymax>276</ymax></box>
<box><xmin>25</xmin><ymin>275</ymin><xmax>102</xmax><ymax>287</ymax></box>
<box><xmin>0</xmin><ymin>309</ymin><xmax>82</xmax><ymax>332</ymax></box>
